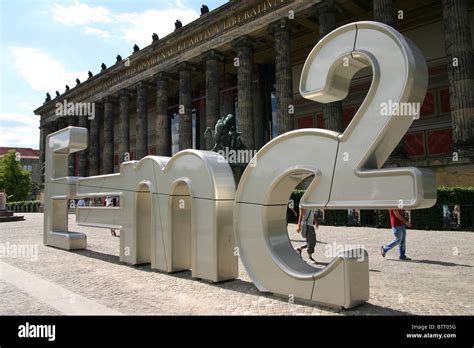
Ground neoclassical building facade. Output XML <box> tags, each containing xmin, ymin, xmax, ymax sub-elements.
<box><xmin>34</xmin><ymin>0</ymin><xmax>474</xmax><ymax>186</ymax></box>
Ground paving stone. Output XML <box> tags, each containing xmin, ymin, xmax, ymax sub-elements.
<box><xmin>0</xmin><ymin>213</ymin><xmax>472</xmax><ymax>315</ymax></box>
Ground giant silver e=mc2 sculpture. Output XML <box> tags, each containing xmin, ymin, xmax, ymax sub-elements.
<box><xmin>43</xmin><ymin>21</ymin><xmax>436</xmax><ymax>309</ymax></box>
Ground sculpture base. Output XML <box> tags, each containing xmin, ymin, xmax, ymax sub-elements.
<box><xmin>0</xmin><ymin>210</ymin><xmax>25</xmax><ymax>223</ymax></box>
<box><xmin>45</xmin><ymin>231</ymin><xmax>87</xmax><ymax>250</ymax></box>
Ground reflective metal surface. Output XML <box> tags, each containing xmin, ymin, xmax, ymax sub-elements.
<box><xmin>234</xmin><ymin>21</ymin><xmax>435</xmax><ymax>308</ymax></box>
<box><xmin>75</xmin><ymin>150</ymin><xmax>237</xmax><ymax>283</ymax></box>
<box><xmin>43</xmin><ymin>126</ymin><xmax>88</xmax><ymax>250</ymax></box>
<box><xmin>43</xmin><ymin>21</ymin><xmax>435</xmax><ymax>309</ymax></box>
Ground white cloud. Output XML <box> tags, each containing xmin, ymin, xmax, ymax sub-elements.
<box><xmin>118</xmin><ymin>8</ymin><xmax>198</xmax><ymax>47</ymax></box>
<box><xmin>84</xmin><ymin>26</ymin><xmax>110</xmax><ymax>38</ymax></box>
<box><xmin>0</xmin><ymin>112</ymin><xmax>39</xmax><ymax>148</ymax></box>
<box><xmin>176</xmin><ymin>0</ymin><xmax>186</xmax><ymax>10</ymax></box>
<box><xmin>10</xmin><ymin>47</ymin><xmax>88</xmax><ymax>93</ymax></box>
<box><xmin>50</xmin><ymin>1</ymin><xmax>199</xmax><ymax>46</ymax></box>
<box><xmin>0</xmin><ymin>112</ymin><xmax>37</xmax><ymax>126</ymax></box>
<box><xmin>52</xmin><ymin>0</ymin><xmax>112</xmax><ymax>26</ymax></box>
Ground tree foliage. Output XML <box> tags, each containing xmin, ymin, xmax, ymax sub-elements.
<box><xmin>0</xmin><ymin>150</ymin><xmax>32</xmax><ymax>201</ymax></box>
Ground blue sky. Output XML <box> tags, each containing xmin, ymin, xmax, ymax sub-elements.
<box><xmin>0</xmin><ymin>0</ymin><xmax>225</xmax><ymax>149</ymax></box>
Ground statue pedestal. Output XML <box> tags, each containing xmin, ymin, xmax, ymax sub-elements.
<box><xmin>0</xmin><ymin>210</ymin><xmax>25</xmax><ymax>223</ymax></box>
<box><xmin>0</xmin><ymin>193</ymin><xmax>24</xmax><ymax>222</ymax></box>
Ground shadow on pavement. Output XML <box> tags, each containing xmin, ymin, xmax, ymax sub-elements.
<box><xmin>72</xmin><ymin>248</ymin><xmax>411</xmax><ymax>315</ymax></box>
<box><xmin>388</xmin><ymin>259</ymin><xmax>472</xmax><ymax>268</ymax></box>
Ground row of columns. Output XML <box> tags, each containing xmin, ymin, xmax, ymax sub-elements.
<box><xmin>39</xmin><ymin>16</ymin><xmax>296</xmax><ymax>182</ymax></box>
<box><xmin>371</xmin><ymin>0</ymin><xmax>473</xmax><ymax>149</ymax></box>
<box><xmin>39</xmin><ymin>0</ymin><xmax>473</xmax><ymax>184</ymax></box>
<box><xmin>316</xmin><ymin>0</ymin><xmax>473</xmax><ymax>150</ymax></box>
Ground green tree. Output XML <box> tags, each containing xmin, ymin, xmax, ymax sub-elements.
<box><xmin>0</xmin><ymin>150</ymin><xmax>32</xmax><ymax>201</ymax></box>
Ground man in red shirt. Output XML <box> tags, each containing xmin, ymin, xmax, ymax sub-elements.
<box><xmin>381</xmin><ymin>209</ymin><xmax>412</xmax><ymax>260</ymax></box>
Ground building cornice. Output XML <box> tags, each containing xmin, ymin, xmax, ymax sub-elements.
<box><xmin>35</xmin><ymin>0</ymin><xmax>322</xmax><ymax>126</ymax></box>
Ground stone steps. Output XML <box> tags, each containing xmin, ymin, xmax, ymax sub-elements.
<box><xmin>0</xmin><ymin>210</ymin><xmax>25</xmax><ymax>222</ymax></box>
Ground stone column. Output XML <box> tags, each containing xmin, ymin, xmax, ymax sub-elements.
<box><xmin>373</xmin><ymin>0</ymin><xmax>405</xmax><ymax>157</ymax></box>
<box><xmin>178</xmin><ymin>62</ymin><xmax>193</xmax><ymax>150</ymax></box>
<box><xmin>373</xmin><ymin>0</ymin><xmax>394</xmax><ymax>26</ymax></box>
<box><xmin>270</xmin><ymin>19</ymin><xmax>294</xmax><ymax>136</ymax></box>
<box><xmin>202</xmin><ymin>50</ymin><xmax>223</xmax><ymax>150</ymax></box>
<box><xmin>136</xmin><ymin>82</ymin><xmax>149</xmax><ymax>159</ymax></box>
<box><xmin>103</xmin><ymin>97</ymin><xmax>116</xmax><ymax>174</ymax></box>
<box><xmin>253</xmin><ymin>64</ymin><xmax>265</xmax><ymax>150</ymax></box>
<box><xmin>442</xmin><ymin>0</ymin><xmax>474</xmax><ymax>148</ymax></box>
<box><xmin>88</xmin><ymin>102</ymin><xmax>102</xmax><ymax>176</ymax></box>
<box><xmin>118</xmin><ymin>90</ymin><xmax>131</xmax><ymax>164</ymax></box>
<box><xmin>155</xmin><ymin>73</ymin><xmax>171</xmax><ymax>156</ymax></box>
<box><xmin>317</xmin><ymin>0</ymin><xmax>343</xmax><ymax>132</ymax></box>
<box><xmin>77</xmin><ymin>115</ymin><xmax>88</xmax><ymax>176</ymax></box>
<box><xmin>232</xmin><ymin>36</ymin><xmax>255</xmax><ymax>150</ymax></box>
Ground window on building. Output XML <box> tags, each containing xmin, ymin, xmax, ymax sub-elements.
<box><xmin>296</xmin><ymin>115</ymin><xmax>314</xmax><ymax>129</ymax></box>
<box><xmin>427</xmin><ymin>129</ymin><xmax>453</xmax><ymax>156</ymax></box>
<box><xmin>420</xmin><ymin>90</ymin><xmax>436</xmax><ymax>117</ymax></box>
<box><xmin>171</xmin><ymin>111</ymin><xmax>198</xmax><ymax>155</ymax></box>
<box><xmin>404</xmin><ymin>132</ymin><xmax>426</xmax><ymax>158</ymax></box>
<box><xmin>22</xmin><ymin>165</ymin><xmax>32</xmax><ymax>172</ymax></box>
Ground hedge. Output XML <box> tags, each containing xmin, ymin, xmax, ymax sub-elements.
<box><xmin>6</xmin><ymin>200</ymin><xmax>41</xmax><ymax>213</ymax></box>
<box><xmin>411</xmin><ymin>187</ymin><xmax>473</xmax><ymax>230</ymax></box>
<box><xmin>288</xmin><ymin>187</ymin><xmax>473</xmax><ymax>231</ymax></box>
<box><xmin>6</xmin><ymin>187</ymin><xmax>474</xmax><ymax>229</ymax></box>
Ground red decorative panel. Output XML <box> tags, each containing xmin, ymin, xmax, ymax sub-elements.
<box><xmin>297</xmin><ymin>115</ymin><xmax>314</xmax><ymax>129</ymax></box>
<box><xmin>316</xmin><ymin>113</ymin><xmax>324</xmax><ymax>128</ymax></box>
<box><xmin>439</xmin><ymin>88</ymin><xmax>450</xmax><ymax>114</ymax></box>
<box><xmin>404</xmin><ymin>132</ymin><xmax>425</xmax><ymax>158</ymax></box>
<box><xmin>428</xmin><ymin>129</ymin><xmax>453</xmax><ymax>156</ymax></box>
<box><xmin>343</xmin><ymin>106</ymin><xmax>357</xmax><ymax>129</ymax></box>
<box><xmin>420</xmin><ymin>91</ymin><xmax>435</xmax><ymax>117</ymax></box>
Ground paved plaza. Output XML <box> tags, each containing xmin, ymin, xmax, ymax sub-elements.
<box><xmin>0</xmin><ymin>213</ymin><xmax>472</xmax><ymax>315</ymax></box>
